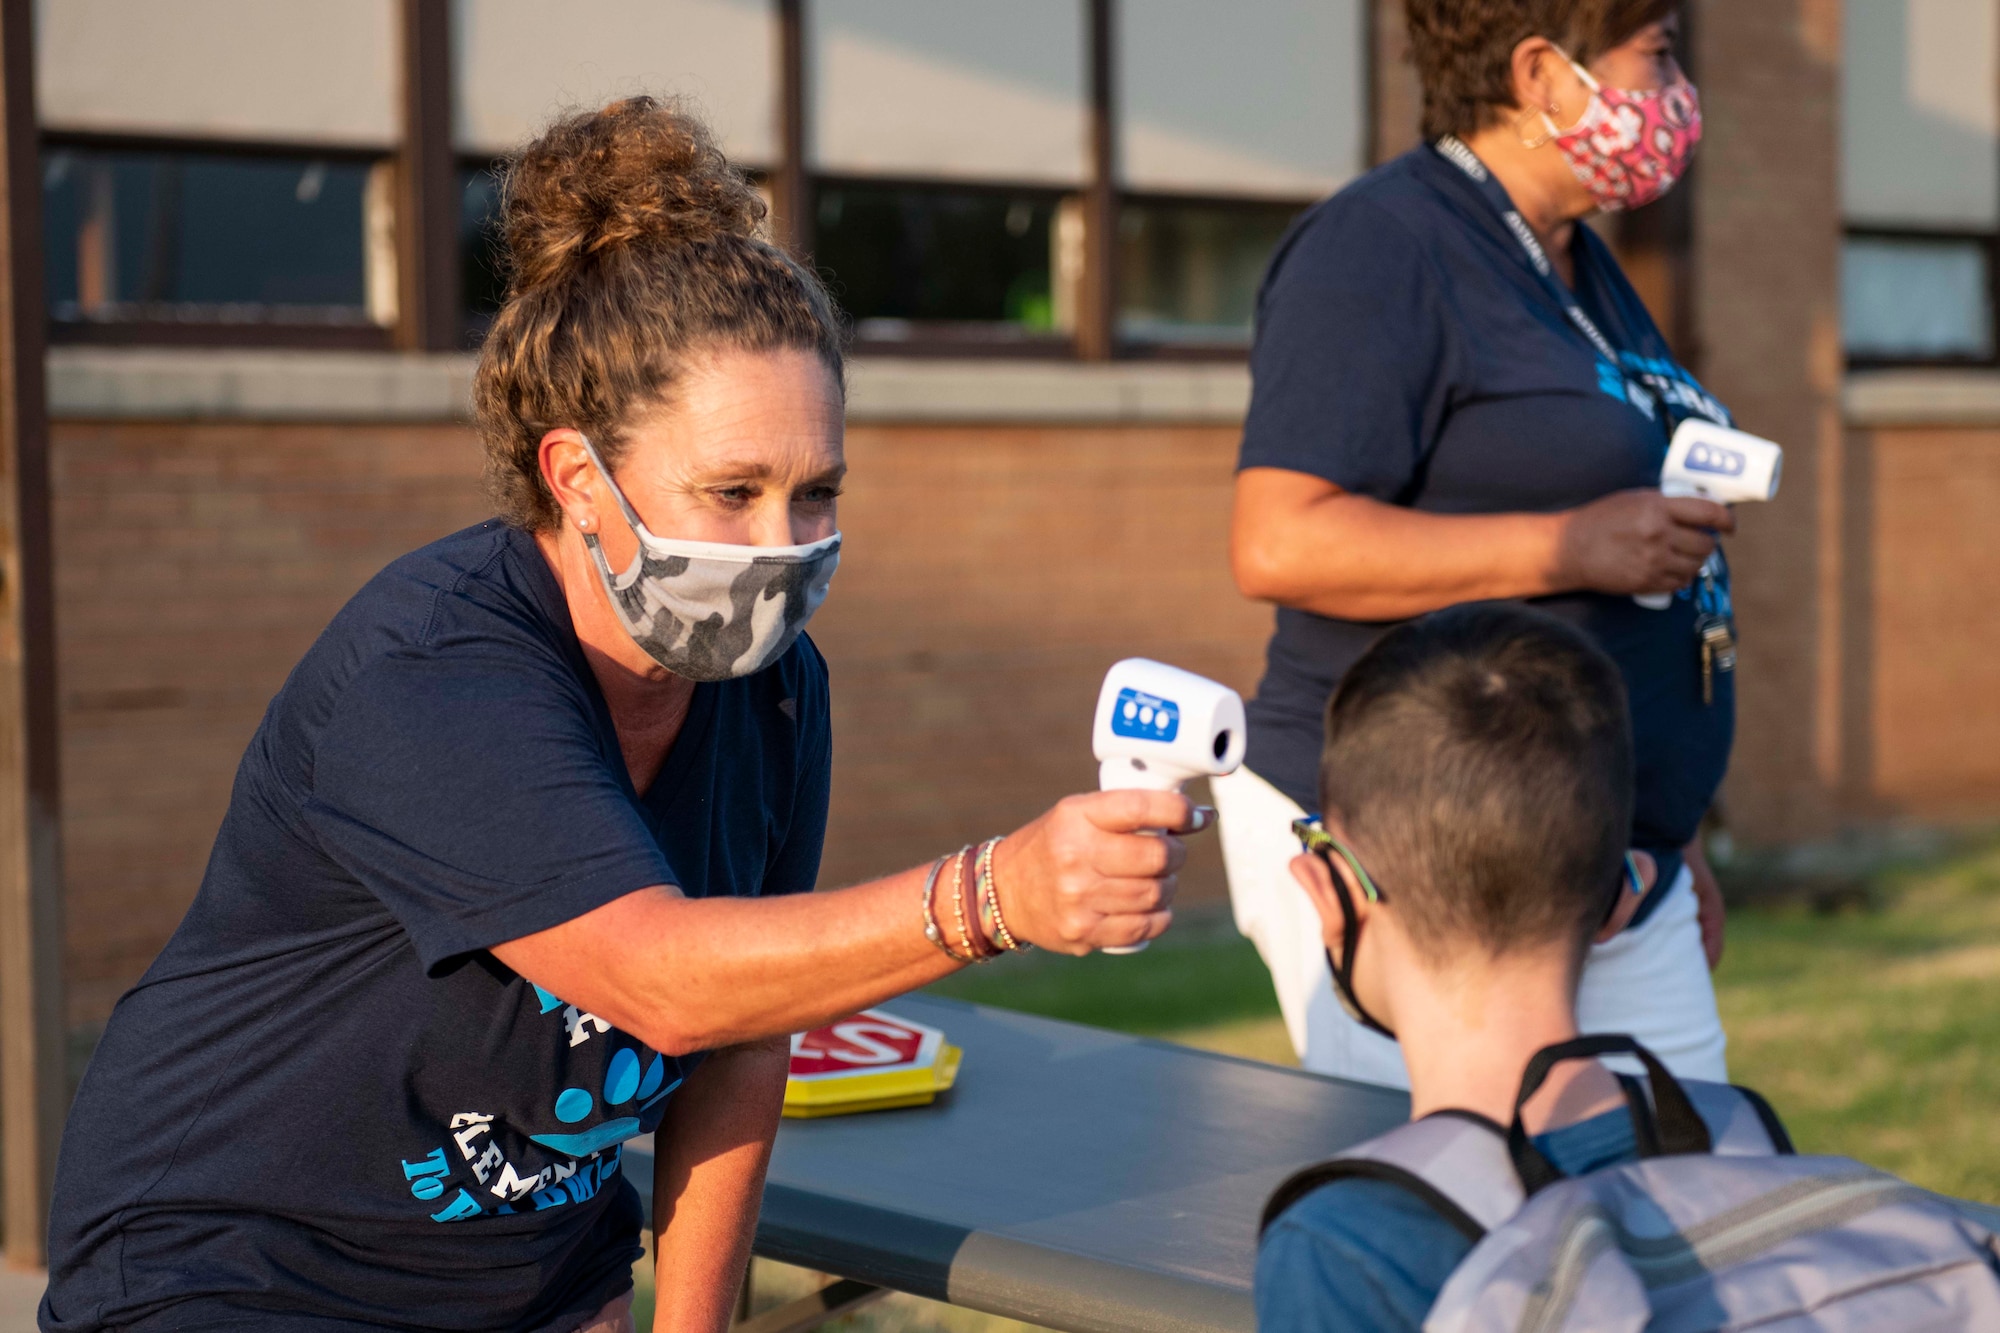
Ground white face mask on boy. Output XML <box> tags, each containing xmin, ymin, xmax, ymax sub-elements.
<box><xmin>576</xmin><ymin>435</ymin><xmax>841</xmax><ymax>682</ymax></box>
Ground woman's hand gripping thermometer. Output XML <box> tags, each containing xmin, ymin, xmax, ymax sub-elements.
<box><xmin>1091</xmin><ymin>659</ymin><xmax>1246</xmax><ymax>953</ymax></box>
<box><xmin>1635</xmin><ymin>420</ymin><xmax>1783</xmax><ymax>609</ymax></box>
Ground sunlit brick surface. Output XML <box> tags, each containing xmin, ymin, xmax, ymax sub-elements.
<box><xmin>49</xmin><ymin>420</ymin><xmax>1266</xmax><ymax>1030</ymax></box>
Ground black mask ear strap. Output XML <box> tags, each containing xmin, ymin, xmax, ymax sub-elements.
<box><xmin>1322</xmin><ymin>863</ymin><xmax>1396</xmax><ymax>1041</ymax></box>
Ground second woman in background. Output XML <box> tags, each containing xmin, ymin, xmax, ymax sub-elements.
<box><xmin>1217</xmin><ymin>0</ymin><xmax>1737</xmax><ymax>1087</ymax></box>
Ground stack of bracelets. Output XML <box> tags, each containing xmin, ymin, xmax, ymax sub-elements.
<box><xmin>921</xmin><ymin>836</ymin><xmax>1030</xmax><ymax>964</ymax></box>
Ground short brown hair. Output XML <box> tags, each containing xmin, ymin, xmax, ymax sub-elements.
<box><xmin>472</xmin><ymin>97</ymin><xmax>844</xmax><ymax>531</ymax></box>
<box><xmin>1318</xmin><ymin>603</ymin><xmax>1633</xmax><ymax>966</ymax></box>
<box><xmin>1405</xmin><ymin>0</ymin><xmax>1680</xmax><ymax>141</ymax></box>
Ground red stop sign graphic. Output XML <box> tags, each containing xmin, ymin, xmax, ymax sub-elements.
<box><xmin>790</xmin><ymin>1011</ymin><xmax>939</xmax><ymax>1079</ymax></box>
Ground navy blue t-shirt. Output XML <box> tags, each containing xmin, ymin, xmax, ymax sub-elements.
<box><xmin>1256</xmin><ymin>1109</ymin><xmax>1639</xmax><ymax>1333</ymax></box>
<box><xmin>1239</xmin><ymin>144</ymin><xmax>1734</xmax><ymax>911</ymax></box>
<box><xmin>42</xmin><ymin>521</ymin><xmax>832</xmax><ymax>1333</ymax></box>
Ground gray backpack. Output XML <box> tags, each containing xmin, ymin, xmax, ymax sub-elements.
<box><xmin>1262</xmin><ymin>1035</ymin><xmax>2000</xmax><ymax>1332</ymax></box>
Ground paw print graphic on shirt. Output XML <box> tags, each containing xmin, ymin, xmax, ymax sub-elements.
<box><xmin>528</xmin><ymin>1043</ymin><xmax>681</xmax><ymax>1157</ymax></box>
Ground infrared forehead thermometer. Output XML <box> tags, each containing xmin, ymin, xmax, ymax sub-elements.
<box><xmin>1635</xmin><ymin>420</ymin><xmax>1783</xmax><ymax>610</ymax></box>
<box><xmin>1091</xmin><ymin>658</ymin><xmax>1247</xmax><ymax>953</ymax></box>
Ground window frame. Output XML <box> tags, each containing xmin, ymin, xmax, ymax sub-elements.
<box><xmin>1842</xmin><ymin>223</ymin><xmax>2000</xmax><ymax>371</ymax></box>
<box><xmin>790</xmin><ymin>181</ymin><xmax>1316</xmax><ymax>362</ymax></box>
<box><xmin>38</xmin><ymin>0</ymin><xmax>1346</xmax><ymax>362</ymax></box>
<box><xmin>777</xmin><ymin>0</ymin><xmax>1319</xmax><ymax>363</ymax></box>
<box><xmin>40</xmin><ymin>129</ymin><xmax>396</xmax><ymax>351</ymax></box>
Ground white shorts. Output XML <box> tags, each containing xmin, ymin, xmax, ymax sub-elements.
<box><xmin>1210</xmin><ymin>765</ymin><xmax>1728</xmax><ymax>1089</ymax></box>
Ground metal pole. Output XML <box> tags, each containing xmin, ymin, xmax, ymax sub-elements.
<box><xmin>773</xmin><ymin>0</ymin><xmax>812</xmax><ymax>260</ymax></box>
<box><xmin>0</xmin><ymin>0</ymin><xmax>68</xmax><ymax>1271</ymax></box>
<box><xmin>396</xmin><ymin>0</ymin><xmax>458</xmax><ymax>351</ymax></box>
<box><xmin>1078</xmin><ymin>0</ymin><xmax>1117</xmax><ymax>360</ymax></box>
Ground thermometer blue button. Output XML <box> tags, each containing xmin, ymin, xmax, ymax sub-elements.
<box><xmin>1109</xmin><ymin>687</ymin><xmax>1180</xmax><ymax>743</ymax></box>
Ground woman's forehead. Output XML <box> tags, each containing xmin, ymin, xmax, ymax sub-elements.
<box><xmin>625</xmin><ymin>348</ymin><xmax>844</xmax><ymax>477</ymax></box>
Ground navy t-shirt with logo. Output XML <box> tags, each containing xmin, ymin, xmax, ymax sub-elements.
<box><xmin>41</xmin><ymin>521</ymin><xmax>832</xmax><ymax>1332</ymax></box>
<box><xmin>1238</xmin><ymin>144</ymin><xmax>1734</xmax><ymax>912</ymax></box>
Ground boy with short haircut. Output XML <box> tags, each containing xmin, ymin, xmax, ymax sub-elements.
<box><xmin>1254</xmin><ymin>602</ymin><xmax>1662</xmax><ymax>1333</ymax></box>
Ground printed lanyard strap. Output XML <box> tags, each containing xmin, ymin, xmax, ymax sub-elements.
<box><xmin>1434</xmin><ymin>136</ymin><xmax>1628</xmax><ymax>367</ymax></box>
<box><xmin>1437</xmin><ymin>134</ymin><xmax>1736</xmax><ymax>648</ymax></box>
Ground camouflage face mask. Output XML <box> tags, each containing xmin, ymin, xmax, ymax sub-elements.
<box><xmin>576</xmin><ymin>436</ymin><xmax>841</xmax><ymax>682</ymax></box>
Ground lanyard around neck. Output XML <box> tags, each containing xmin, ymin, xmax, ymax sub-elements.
<box><xmin>1433</xmin><ymin>135</ymin><xmax>1623</xmax><ymax>366</ymax></box>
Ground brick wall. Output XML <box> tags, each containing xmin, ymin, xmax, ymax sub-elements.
<box><xmin>49</xmin><ymin>418</ymin><xmax>1265</xmax><ymax>1031</ymax></box>
<box><xmin>811</xmin><ymin>423</ymin><xmax>1266</xmax><ymax>894</ymax></box>
<box><xmin>1850</xmin><ymin>424</ymin><xmax>2000</xmax><ymax>818</ymax></box>
<box><xmin>52</xmin><ymin>421</ymin><xmax>492</xmax><ymax>1028</ymax></box>
<box><xmin>47</xmin><ymin>407</ymin><xmax>2000</xmax><ymax>1033</ymax></box>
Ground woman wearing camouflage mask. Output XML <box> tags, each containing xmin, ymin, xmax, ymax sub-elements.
<box><xmin>41</xmin><ymin>99</ymin><xmax>1205</xmax><ymax>1333</ymax></box>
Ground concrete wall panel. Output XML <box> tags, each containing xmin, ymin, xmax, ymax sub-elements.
<box><xmin>37</xmin><ymin>0</ymin><xmax>399</xmax><ymax>147</ymax></box>
<box><xmin>453</xmin><ymin>0</ymin><xmax>778</xmax><ymax>161</ymax></box>
<box><xmin>1117</xmin><ymin>0</ymin><xmax>1365</xmax><ymax>198</ymax></box>
<box><xmin>808</xmin><ymin>0</ymin><xmax>1087</xmax><ymax>184</ymax></box>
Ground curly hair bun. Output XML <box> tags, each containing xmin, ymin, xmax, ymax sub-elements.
<box><xmin>473</xmin><ymin>95</ymin><xmax>842</xmax><ymax>532</ymax></box>
<box><xmin>499</xmin><ymin>95</ymin><xmax>768</xmax><ymax>294</ymax></box>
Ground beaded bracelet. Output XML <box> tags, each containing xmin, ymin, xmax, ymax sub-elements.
<box><xmin>949</xmin><ymin>845</ymin><xmax>997</xmax><ymax>963</ymax></box>
<box><xmin>975</xmin><ymin>836</ymin><xmax>1027</xmax><ymax>953</ymax></box>
<box><xmin>920</xmin><ymin>854</ymin><xmax>961</xmax><ymax>961</ymax></box>
<box><xmin>960</xmin><ymin>842</ymin><xmax>1002</xmax><ymax>961</ymax></box>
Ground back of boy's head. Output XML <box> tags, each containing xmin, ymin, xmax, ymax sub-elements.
<box><xmin>1318</xmin><ymin>602</ymin><xmax>1634</xmax><ymax>966</ymax></box>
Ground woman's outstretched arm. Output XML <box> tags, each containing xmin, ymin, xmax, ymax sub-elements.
<box><xmin>491</xmin><ymin>788</ymin><xmax>1206</xmax><ymax>1057</ymax></box>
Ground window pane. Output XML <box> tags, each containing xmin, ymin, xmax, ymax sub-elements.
<box><xmin>461</xmin><ymin>163</ymin><xmax>506</xmax><ymax>343</ymax></box>
<box><xmin>1842</xmin><ymin>236</ymin><xmax>1992</xmax><ymax>360</ymax></box>
<box><xmin>813</xmin><ymin>183</ymin><xmax>1061</xmax><ymax>338</ymax></box>
<box><xmin>1118</xmin><ymin>200</ymin><xmax>1300</xmax><ymax>344</ymax></box>
<box><xmin>42</xmin><ymin>147</ymin><xmax>378</xmax><ymax>324</ymax></box>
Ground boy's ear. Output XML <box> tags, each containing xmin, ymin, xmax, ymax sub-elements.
<box><xmin>1289</xmin><ymin>849</ymin><xmax>1376</xmax><ymax>950</ymax></box>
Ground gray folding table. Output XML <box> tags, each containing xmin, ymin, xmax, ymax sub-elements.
<box><xmin>626</xmin><ymin>993</ymin><xmax>1410</xmax><ymax>1333</ymax></box>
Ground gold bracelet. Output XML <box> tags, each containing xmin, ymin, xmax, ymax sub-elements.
<box><xmin>920</xmin><ymin>855</ymin><xmax>960</xmax><ymax>960</ymax></box>
<box><xmin>976</xmin><ymin>836</ymin><xmax>1027</xmax><ymax>953</ymax></box>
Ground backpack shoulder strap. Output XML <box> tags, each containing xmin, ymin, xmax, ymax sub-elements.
<box><xmin>1260</xmin><ymin>1111</ymin><xmax>1523</xmax><ymax>1244</ymax></box>
<box><xmin>1680</xmin><ymin>1079</ymin><xmax>1794</xmax><ymax>1156</ymax></box>
<box><xmin>1732</xmin><ymin>1084</ymin><xmax>1796</xmax><ymax>1154</ymax></box>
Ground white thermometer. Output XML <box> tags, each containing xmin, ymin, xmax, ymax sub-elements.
<box><xmin>1636</xmin><ymin>420</ymin><xmax>1783</xmax><ymax>610</ymax></box>
<box><xmin>1090</xmin><ymin>659</ymin><xmax>1246</xmax><ymax>953</ymax></box>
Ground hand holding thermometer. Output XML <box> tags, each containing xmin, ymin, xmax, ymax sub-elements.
<box><xmin>1091</xmin><ymin>659</ymin><xmax>1246</xmax><ymax>954</ymax></box>
<box><xmin>1635</xmin><ymin>420</ymin><xmax>1784</xmax><ymax>609</ymax></box>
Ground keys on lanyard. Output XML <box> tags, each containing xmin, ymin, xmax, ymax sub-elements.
<box><xmin>1693</xmin><ymin>557</ymin><xmax>1736</xmax><ymax>706</ymax></box>
<box><xmin>1696</xmin><ymin>615</ymin><xmax>1736</xmax><ymax>706</ymax></box>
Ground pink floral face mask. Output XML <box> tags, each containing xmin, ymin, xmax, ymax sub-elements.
<box><xmin>1541</xmin><ymin>50</ymin><xmax>1702</xmax><ymax>211</ymax></box>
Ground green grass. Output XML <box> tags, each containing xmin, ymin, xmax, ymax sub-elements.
<box><xmin>633</xmin><ymin>837</ymin><xmax>2000</xmax><ymax>1327</ymax></box>
<box><xmin>924</xmin><ymin>909</ymin><xmax>1285</xmax><ymax>1040</ymax></box>
<box><xmin>1715</xmin><ymin>836</ymin><xmax>2000</xmax><ymax>1204</ymax></box>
